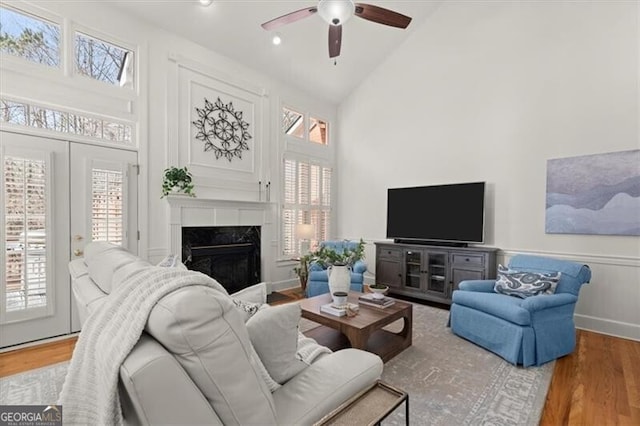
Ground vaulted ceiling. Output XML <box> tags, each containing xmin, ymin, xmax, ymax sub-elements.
<box><xmin>112</xmin><ymin>1</ymin><xmax>443</xmax><ymax>104</ymax></box>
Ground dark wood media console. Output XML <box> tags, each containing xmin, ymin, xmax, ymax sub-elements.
<box><xmin>375</xmin><ymin>242</ymin><xmax>498</xmax><ymax>305</ymax></box>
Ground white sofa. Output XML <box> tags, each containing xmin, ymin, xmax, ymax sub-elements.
<box><xmin>69</xmin><ymin>242</ymin><xmax>383</xmax><ymax>425</ymax></box>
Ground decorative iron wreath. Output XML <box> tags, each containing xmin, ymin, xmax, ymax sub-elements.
<box><xmin>192</xmin><ymin>97</ymin><xmax>252</xmax><ymax>161</ymax></box>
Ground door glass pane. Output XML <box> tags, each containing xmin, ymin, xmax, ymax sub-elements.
<box><xmin>4</xmin><ymin>156</ymin><xmax>47</xmax><ymax>312</ymax></box>
<box><xmin>405</xmin><ymin>250</ymin><xmax>421</xmax><ymax>289</ymax></box>
<box><xmin>91</xmin><ymin>168</ymin><xmax>123</xmax><ymax>244</ymax></box>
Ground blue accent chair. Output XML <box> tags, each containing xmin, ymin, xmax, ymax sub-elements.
<box><xmin>449</xmin><ymin>254</ymin><xmax>591</xmax><ymax>367</ymax></box>
<box><xmin>306</xmin><ymin>241</ymin><xmax>367</xmax><ymax>298</ymax></box>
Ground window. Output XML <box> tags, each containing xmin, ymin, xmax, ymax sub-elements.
<box><xmin>282</xmin><ymin>157</ymin><xmax>332</xmax><ymax>256</ymax></box>
<box><xmin>282</xmin><ymin>107</ymin><xmax>304</xmax><ymax>139</ymax></box>
<box><xmin>0</xmin><ymin>6</ymin><xmax>60</xmax><ymax>67</ymax></box>
<box><xmin>4</xmin><ymin>155</ymin><xmax>48</xmax><ymax>312</ymax></box>
<box><xmin>0</xmin><ymin>98</ymin><xmax>133</xmax><ymax>145</ymax></box>
<box><xmin>282</xmin><ymin>107</ymin><xmax>329</xmax><ymax>145</ymax></box>
<box><xmin>309</xmin><ymin>116</ymin><xmax>328</xmax><ymax>145</ymax></box>
<box><xmin>91</xmin><ymin>169</ymin><xmax>124</xmax><ymax>244</ymax></box>
<box><xmin>74</xmin><ymin>31</ymin><xmax>133</xmax><ymax>87</ymax></box>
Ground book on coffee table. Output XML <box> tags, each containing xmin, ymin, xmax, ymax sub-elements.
<box><xmin>320</xmin><ymin>303</ymin><xmax>359</xmax><ymax>317</ymax></box>
<box><xmin>358</xmin><ymin>294</ymin><xmax>395</xmax><ymax>308</ymax></box>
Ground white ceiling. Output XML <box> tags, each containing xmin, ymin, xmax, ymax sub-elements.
<box><xmin>111</xmin><ymin>1</ymin><xmax>443</xmax><ymax>104</ymax></box>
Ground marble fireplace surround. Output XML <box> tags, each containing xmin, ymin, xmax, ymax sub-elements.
<box><xmin>167</xmin><ymin>196</ymin><xmax>274</xmax><ymax>285</ymax></box>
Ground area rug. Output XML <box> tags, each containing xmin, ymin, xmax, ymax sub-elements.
<box><xmin>299</xmin><ymin>303</ymin><xmax>554</xmax><ymax>426</ymax></box>
<box><xmin>0</xmin><ymin>361</ymin><xmax>67</xmax><ymax>406</ymax></box>
<box><xmin>1</xmin><ymin>303</ymin><xmax>553</xmax><ymax>425</ymax></box>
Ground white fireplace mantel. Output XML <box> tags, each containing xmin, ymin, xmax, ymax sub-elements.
<box><xmin>166</xmin><ymin>195</ymin><xmax>275</xmax><ymax>264</ymax></box>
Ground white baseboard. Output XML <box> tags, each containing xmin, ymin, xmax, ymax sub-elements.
<box><xmin>576</xmin><ymin>314</ymin><xmax>640</xmax><ymax>342</ymax></box>
<box><xmin>269</xmin><ymin>279</ymin><xmax>300</xmax><ymax>293</ymax></box>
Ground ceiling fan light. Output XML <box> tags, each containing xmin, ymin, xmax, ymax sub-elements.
<box><xmin>272</xmin><ymin>34</ymin><xmax>282</xmax><ymax>45</ymax></box>
<box><xmin>317</xmin><ymin>0</ymin><xmax>355</xmax><ymax>26</ymax></box>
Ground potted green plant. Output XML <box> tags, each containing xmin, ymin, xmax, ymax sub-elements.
<box><xmin>307</xmin><ymin>239</ymin><xmax>366</xmax><ymax>299</ymax></box>
<box><xmin>308</xmin><ymin>239</ymin><xmax>365</xmax><ymax>268</ymax></box>
<box><xmin>161</xmin><ymin>166</ymin><xmax>195</xmax><ymax>198</ymax></box>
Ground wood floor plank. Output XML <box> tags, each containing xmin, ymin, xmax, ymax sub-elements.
<box><xmin>0</xmin><ymin>337</ymin><xmax>77</xmax><ymax>377</ymax></box>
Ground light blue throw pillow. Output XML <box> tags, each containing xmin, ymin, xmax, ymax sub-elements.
<box><xmin>494</xmin><ymin>264</ymin><xmax>561</xmax><ymax>298</ymax></box>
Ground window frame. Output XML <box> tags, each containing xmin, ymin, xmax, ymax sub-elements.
<box><xmin>0</xmin><ymin>3</ymin><xmax>63</xmax><ymax>73</ymax></box>
<box><xmin>281</xmin><ymin>153</ymin><xmax>333</xmax><ymax>259</ymax></box>
<box><xmin>0</xmin><ymin>96</ymin><xmax>136</xmax><ymax>149</ymax></box>
<box><xmin>281</xmin><ymin>105</ymin><xmax>330</xmax><ymax>147</ymax></box>
<box><xmin>71</xmin><ymin>24</ymin><xmax>136</xmax><ymax>91</ymax></box>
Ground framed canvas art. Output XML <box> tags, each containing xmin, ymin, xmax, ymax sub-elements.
<box><xmin>545</xmin><ymin>149</ymin><xmax>640</xmax><ymax>236</ymax></box>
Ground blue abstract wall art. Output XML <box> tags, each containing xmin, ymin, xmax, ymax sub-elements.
<box><xmin>546</xmin><ymin>149</ymin><xmax>640</xmax><ymax>236</ymax></box>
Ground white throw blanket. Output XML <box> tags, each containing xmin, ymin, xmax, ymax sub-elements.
<box><xmin>58</xmin><ymin>266</ymin><xmax>225</xmax><ymax>426</ymax></box>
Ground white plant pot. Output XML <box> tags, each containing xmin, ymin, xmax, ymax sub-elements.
<box><xmin>327</xmin><ymin>265</ymin><xmax>351</xmax><ymax>303</ymax></box>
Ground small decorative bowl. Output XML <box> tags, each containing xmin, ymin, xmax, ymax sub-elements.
<box><xmin>369</xmin><ymin>285</ymin><xmax>389</xmax><ymax>299</ymax></box>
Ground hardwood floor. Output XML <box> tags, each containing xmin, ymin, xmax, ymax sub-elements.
<box><xmin>0</xmin><ymin>336</ymin><xmax>77</xmax><ymax>378</ymax></box>
<box><xmin>540</xmin><ymin>330</ymin><xmax>640</xmax><ymax>426</ymax></box>
<box><xmin>1</xmin><ymin>293</ymin><xmax>638</xmax><ymax>425</ymax></box>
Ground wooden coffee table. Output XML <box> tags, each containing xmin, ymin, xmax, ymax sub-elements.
<box><xmin>299</xmin><ymin>292</ymin><xmax>412</xmax><ymax>362</ymax></box>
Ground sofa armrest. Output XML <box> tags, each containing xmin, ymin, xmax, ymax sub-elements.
<box><xmin>457</xmin><ymin>280</ymin><xmax>496</xmax><ymax>293</ymax></box>
<box><xmin>521</xmin><ymin>293</ymin><xmax>578</xmax><ymax>312</ymax></box>
<box><xmin>353</xmin><ymin>260</ymin><xmax>367</xmax><ymax>274</ymax></box>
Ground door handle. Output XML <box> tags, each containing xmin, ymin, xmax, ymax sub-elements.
<box><xmin>73</xmin><ymin>235</ymin><xmax>83</xmax><ymax>241</ymax></box>
<box><xmin>73</xmin><ymin>249</ymin><xmax>83</xmax><ymax>257</ymax></box>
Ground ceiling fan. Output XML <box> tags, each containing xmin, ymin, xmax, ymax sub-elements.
<box><xmin>261</xmin><ymin>0</ymin><xmax>412</xmax><ymax>59</ymax></box>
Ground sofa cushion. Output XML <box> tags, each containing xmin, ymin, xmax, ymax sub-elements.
<box><xmin>246</xmin><ymin>303</ymin><xmax>308</xmax><ymax>384</ymax></box>
<box><xmin>273</xmin><ymin>349</ymin><xmax>383</xmax><ymax>425</ymax></box>
<box><xmin>452</xmin><ymin>291</ymin><xmax>532</xmax><ymax>326</ymax></box>
<box><xmin>145</xmin><ymin>285</ymin><xmax>278</xmax><ymax>425</ymax></box>
<box><xmin>230</xmin><ymin>282</ymin><xmax>267</xmax><ymax>304</ymax></box>
<box><xmin>494</xmin><ymin>265</ymin><xmax>560</xmax><ymax>298</ymax></box>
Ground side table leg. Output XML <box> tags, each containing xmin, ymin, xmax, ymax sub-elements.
<box><xmin>406</xmin><ymin>394</ymin><xmax>409</xmax><ymax>426</ymax></box>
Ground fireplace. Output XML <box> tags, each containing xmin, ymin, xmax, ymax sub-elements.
<box><xmin>182</xmin><ymin>226</ymin><xmax>261</xmax><ymax>294</ymax></box>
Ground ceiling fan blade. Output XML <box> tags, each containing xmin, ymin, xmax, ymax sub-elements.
<box><xmin>328</xmin><ymin>25</ymin><xmax>342</xmax><ymax>58</ymax></box>
<box><xmin>261</xmin><ymin>7</ymin><xmax>318</xmax><ymax>31</ymax></box>
<box><xmin>354</xmin><ymin>3</ymin><xmax>412</xmax><ymax>29</ymax></box>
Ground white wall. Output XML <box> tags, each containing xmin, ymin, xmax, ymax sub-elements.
<box><xmin>12</xmin><ymin>1</ymin><xmax>337</xmax><ymax>290</ymax></box>
<box><xmin>337</xmin><ymin>1</ymin><xmax>640</xmax><ymax>340</ymax></box>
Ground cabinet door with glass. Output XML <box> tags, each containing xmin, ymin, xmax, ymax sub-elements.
<box><xmin>424</xmin><ymin>251</ymin><xmax>448</xmax><ymax>297</ymax></box>
<box><xmin>403</xmin><ymin>250</ymin><xmax>424</xmax><ymax>291</ymax></box>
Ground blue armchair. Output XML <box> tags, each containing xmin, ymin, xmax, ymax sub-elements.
<box><xmin>306</xmin><ymin>241</ymin><xmax>367</xmax><ymax>297</ymax></box>
<box><xmin>449</xmin><ymin>254</ymin><xmax>591</xmax><ymax>367</ymax></box>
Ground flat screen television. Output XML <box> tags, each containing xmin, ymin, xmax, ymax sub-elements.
<box><xmin>386</xmin><ymin>182</ymin><xmax>485</xmax><ymax>246</ymax></box>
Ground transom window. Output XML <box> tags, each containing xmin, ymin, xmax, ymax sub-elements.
<box><xmin>1</xmin><ymin>5</ymin><xmax>134</xmax><ymax>89</ymax></box>
<box><xmin>75</xmin><ymin>31</ymin><xmax>133</xmax><ymax>87</ymax></box>
<box><xmin>0</xmin><ymin>6</ymin><xmax>60</xmax><ymax>67</ymax></box>
<box><xmin>282</xmin><ymin>107</ymin><xmax>330</xmax><ymax>146</ymax></box>
<box><xmin>0</xmin><ymin>98</ymin><xmax>133</xmax><ymax>145</ymax></box>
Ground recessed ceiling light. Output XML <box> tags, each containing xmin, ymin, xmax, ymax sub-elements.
<box><xmin>199</xmin><ymin>0</ymin><xmax>213</xmax><ymax>6</ymax></box>
<box><xmin>272</xmin><ymin>34</ymin><xmax>282</xmax><ymax>46</ymax></box>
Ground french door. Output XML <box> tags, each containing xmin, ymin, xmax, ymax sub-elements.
<box><xmin>1</xmin><ymin>131</ymin><xmax>137</xmax><ymax>347</ymax></box>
